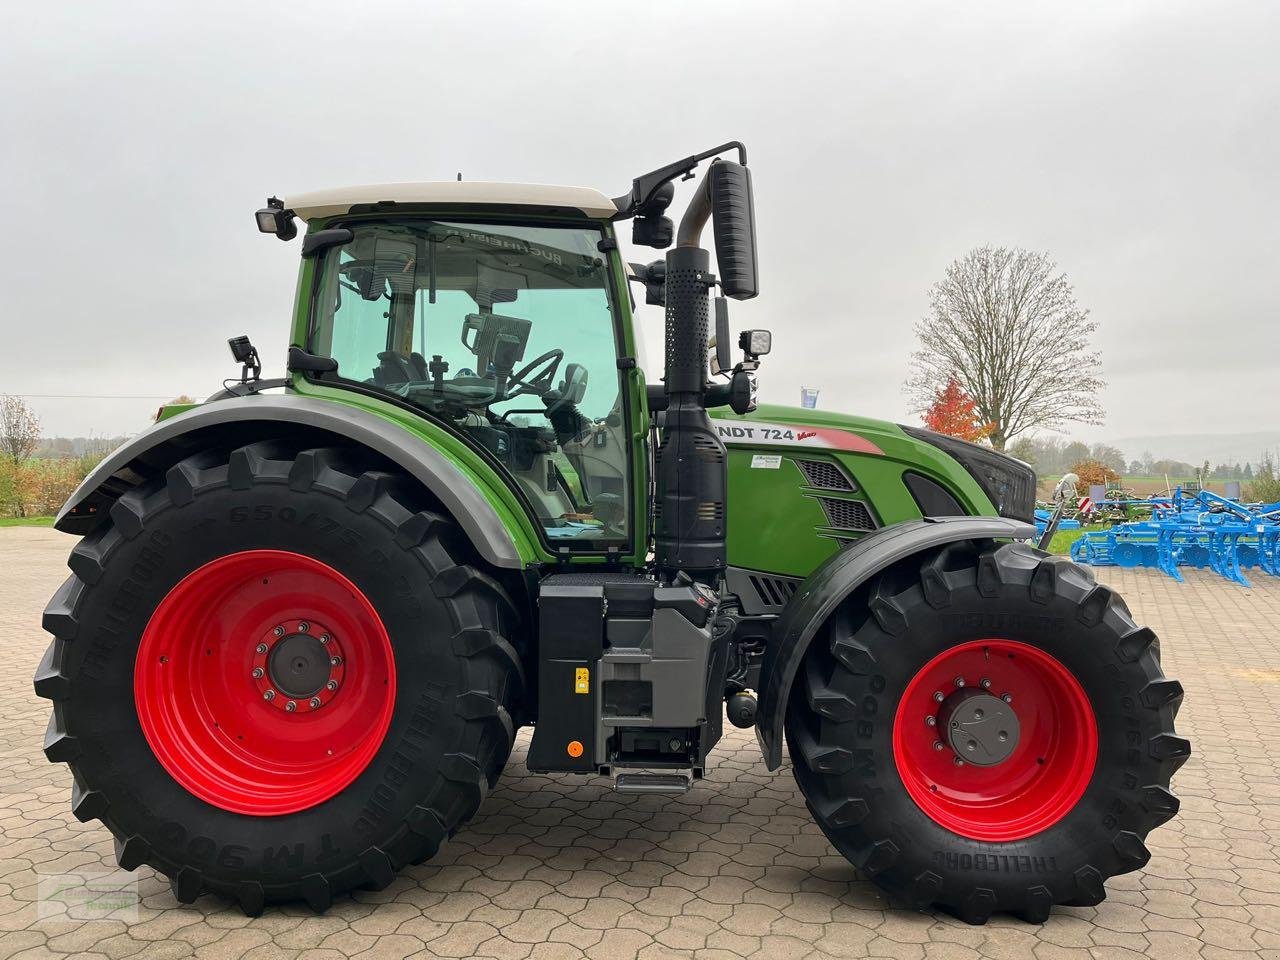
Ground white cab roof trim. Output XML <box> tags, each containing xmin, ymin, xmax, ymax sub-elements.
<box><xmin>285</xmin><ymin>181</ymin><xmax>618</xmax><ymax>221</ymax></box>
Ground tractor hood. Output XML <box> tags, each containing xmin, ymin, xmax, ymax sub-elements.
<box><xmin>709</xmin><ymin>404</ymin><xmax>1037</xmax><ymax>525</ymax></box>
<box><xmin>709</xmin><ymin>404</ymin><xmax>898</xmax><ymax>457</ymax></box>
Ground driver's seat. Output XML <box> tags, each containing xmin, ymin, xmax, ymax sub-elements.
<box><xmin>372</xmin><ymin>351</ymin><xmax>418</xmax><ymax>386</ymax></box>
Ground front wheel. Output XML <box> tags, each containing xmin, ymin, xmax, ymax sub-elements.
<box><xmin>786</xmin><ymin>541</ymin><xmax>1188</xmax><ymax>924</ymax></box>
<box><xmin>35</xmin><ymin>441</ymin><xmax>524</xmax><ymax>914</ymax></box>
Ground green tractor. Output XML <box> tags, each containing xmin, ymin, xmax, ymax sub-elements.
<box><xmin>35</xmin><ymin>143</ymin><xmax>1186</xmax><ymax>923</ymax></box>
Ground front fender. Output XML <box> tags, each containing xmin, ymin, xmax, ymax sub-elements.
<box><xmin>754</xmin><ymin>516</ymin><xmax>1035</xmax><ymax>769</ymax></box>
<box><xmin>57</xmin><ymin>394</ymin><xmax>525</xmax><ymax>569</ymax></box>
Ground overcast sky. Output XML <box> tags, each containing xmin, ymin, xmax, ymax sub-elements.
<box><xmin>3</xmin><ymin>1</ymin><xmax>1276</xmax><ymax>459</ymax></box>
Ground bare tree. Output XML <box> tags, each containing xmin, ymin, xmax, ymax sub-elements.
<box><xmin>0</xmin><ymin>395</ymin><xmax>41</xmax><ymax>464</ymax></box>
<box><xmin>906</xmin><ymin>246</ymin><xmax>1104</xmax><ymax>450</ymax></box>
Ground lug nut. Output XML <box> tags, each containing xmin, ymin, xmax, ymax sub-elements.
<box><xmin>251</xmin><ymin>667</ymin><xmax>264</xmax><ymax>679</ymax></box>
<box><xmin>256</xmin><ymin>643</ymin><xmax>268</xmax><ymax>654</ymax></box>
<box><xmin>933</xmin><ymin>740</ymin><xmax>945</xmax><ymax>751</ymax></box>
<box><xmin>953</xmin><ymin>756</ymin><xmax>964</xmax><ymax>766</ymax></box>
<box><xmin>954</xmin><ymin>676</ymin><xmax>965</xmax><ymax>687</ymax></box>
<box><xmin>298</xmin><ymin>621</ymin><xmax>309</xmax><ymax>633</ymax></box>
<box><xmin>326</xmin><ymin>680</ymin><xmax>338</xmax><ymax>691</ymax></box>
<box><xmin>981</xmin><ymin>678</ymin><xmax>992</xmax><ymax>689</ymax></box>
<box><xmin>273</xmin><ymin>626</ymin><xmax>285</xmax><ymax>638</ymax></box>
<box><xmin>330</xmin><ymin>656</ymin><xmax>342</xmax><ymax>666</ymax></box>
<box><xmin>320</xmin><ymin>634</ymin><xmax>331</xmax><ymax>644</ymax></box>
<box><xmin>310</xmin><ymin>697</ymin><xmax>321</xmax><ymax>708</ymax></box>
<box><xmin>925</xmin><ymin>716</ymin><xmax>936</xmax><ymax>727</ymax></box>
<box><xmin>263</xmin><ymin>689</ymin><xmax>276</xmax><ymax>701</ymax></box>
<box><xmin>933</xmin><ymin>691</ymin><xmax>944</xmax><ymax>703</ymax></box>
<box><xmin>285</xmin><ymin>700</ymin><xmax>297</xmax><ymax>712</ymax></box>
<box><xmin>1002</xmin><ymin>693</ymin><xmax>1013</xmax><ymax>704</ymax></box>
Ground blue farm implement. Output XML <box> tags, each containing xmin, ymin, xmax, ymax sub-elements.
<box><xmin>1070</xmin><ymin>489</ymin><xmax>1280</xmax><ymax>586</ymax></box>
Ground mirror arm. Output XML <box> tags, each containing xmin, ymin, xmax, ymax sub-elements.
<box><xmin>613</xmin><ymin>141</ymin><xmax>748</xmax><ymax>219</ymax></box>
<box><xmin>714</xmin><ymin>297</ymin><xmax>732</xmax><ymax>374</ymax></box>
<box><xmin>676</xmin><ymin>177</ymin><xmax>713</xmax><ymax>248</ymax></box>
<box><xmin>703</xmin><ymin>364</ymin><xmax>757</xmax><ymax>415</ymax></box>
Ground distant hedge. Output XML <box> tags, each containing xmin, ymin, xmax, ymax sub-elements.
<box><xmin>0</xmin><ymin>453</ymin><xmax>106</xmax><ymax>519</ymax></box>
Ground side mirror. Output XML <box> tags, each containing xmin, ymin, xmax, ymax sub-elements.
<box><xmin>626</xmin><ymin>261</ymin><xmax>667</xmax><ymax>306</ymax></box>
<box><xmin>708</xmin><ymin>162</ymin><xmax>758</xmax><ymax>300</ymax></box>
<box><xmin>641</xmin><ymin>260</ymin><xmax>666</xmax><ymax>305</ymax></box>
<box><xmin>729</xmin><ymin>369</ymin><xmax>757</xmax><ymax>415</ymax></box>
<box><xmin>633</xmin><ymin>216</ymin><xmax>673</xmax><ymax>249</ymax></box>
<box><xmin>632</xmin><ymin>181</ymin><xmax>675</xmax><ymax>249</ymax></box>
<box><xmin>560</xmin><ymin>363</ymin><xmax>589</xmax><ymax>404</ymax></box>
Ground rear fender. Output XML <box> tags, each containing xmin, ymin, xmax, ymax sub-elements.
<box><xmin>56</xmin><ymin>394</ymin><xmax>526</xmax><ymax>569</ymax></box>
<box><xmin>754</xmin><ymin>516</ymin><xmax>1035</xmax><ymax>769</ymax></box>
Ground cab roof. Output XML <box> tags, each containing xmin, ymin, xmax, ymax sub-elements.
<box><xmin>285</xmin><ymin>181</ymin><xmax>619</xmax><ymax>221</ymax></box>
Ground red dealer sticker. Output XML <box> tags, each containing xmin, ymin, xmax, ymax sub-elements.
<box><xmin>714</xmin><ymin>420</ymin><xmax>884</xmax><ymax>456</ymax></box>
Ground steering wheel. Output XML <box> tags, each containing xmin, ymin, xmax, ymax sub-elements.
<box><xmin>508</xmin><ymin>349</ymin><xmax>564</xmax><ymax>395</ymax></box>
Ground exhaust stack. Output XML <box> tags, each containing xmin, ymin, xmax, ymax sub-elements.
<box><xmin>615</xmin><ymin>145</ymin><xmax>756</xmax><ymax>584</ymax></box>
<box><xmin>654</xmin><ymin>237</ymin><xmax>726</xmax><ymax>581</ymax></box>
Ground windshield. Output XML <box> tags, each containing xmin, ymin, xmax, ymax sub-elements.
<box><xmin>309</xmin><ymin>219</ymin><xmax>630</xmax><ymax>547</ymax></box>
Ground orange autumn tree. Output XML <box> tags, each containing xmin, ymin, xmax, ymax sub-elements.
<box><xmin>922</xmin><ymin>379</ymin><xmax>996</xmax><ymax>443</ymax></box>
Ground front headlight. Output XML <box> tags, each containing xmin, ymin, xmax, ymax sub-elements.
<box><xmin>901</xmin><ymin>427</ymin><xmax>1037</xmax><ymax>523</ymax></box>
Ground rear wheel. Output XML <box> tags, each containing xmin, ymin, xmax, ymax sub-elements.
<box><xmin>35</xmin><ymin>441</ymin><xmax>524</xmax><ymax>914</ymax></box>
<box><xmin>786</xmin><ymin>541</ymin><xmax>1188</xmax><ymax>924</ymax></box>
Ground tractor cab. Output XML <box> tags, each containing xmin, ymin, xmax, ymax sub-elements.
<box><xmin>289</xmin><ymin>206</ymin><xmax>636</xmax><ymax>550</ymax></box>
<box><xmin>273</xmin><ymin>184</ymin><xmax>639</xmax><ymax>554</ymax></box>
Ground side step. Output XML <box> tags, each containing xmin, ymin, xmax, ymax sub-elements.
<box><xmin>614</xmin><ymin>773</ymin><xmax>691</xmax><ymax>796</ymax></box>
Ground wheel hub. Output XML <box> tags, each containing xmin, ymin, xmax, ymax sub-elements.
<box><xmin>252</xmin><ymin>618</ymin><xmax>345</xmax><ymax>713</ymax></box>
<box><xmin>269</xmin><ymin>634</ymin><xmax>330</xmax><ymax>696</ymax></box>
<box><xmin>937</xmin><ymin>690</ymin><xmax>1020</xmax><ymax>766</ymax></box>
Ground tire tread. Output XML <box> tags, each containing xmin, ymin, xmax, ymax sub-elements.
<box><xmin>35</xmin><ymin>442</ymin><xmax>525</xmax><ymax>915</ymax></box>
<box><xmin>787</xmin><ymin>540</ymin><xmax>1185</xmax><ymax>924</ymax></box>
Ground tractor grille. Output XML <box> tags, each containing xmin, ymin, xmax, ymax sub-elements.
<box><xmin>794</xmin><ymin>458</ymin><xmax>855</xmax><ymax>491</ymax></box>
<box><xmin>817</xmin><ymin>496</ymin><xmax>876</xmax><ymax>532</ymax></box>
<box><xmin>747</xmin><ymin>573</ymin><xmax>797</xmax><ymax>609</ymax></box>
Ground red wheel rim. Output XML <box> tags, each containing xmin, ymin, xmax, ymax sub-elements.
<box><xmin>135</xmin><ymin>550</ymin><xmax>396</xmax><ymax>816</ymax></box>
<box><xmin>891</xmin><ymin>639</ymin><xmax>1097</xmax><ymax>841</ymax></box>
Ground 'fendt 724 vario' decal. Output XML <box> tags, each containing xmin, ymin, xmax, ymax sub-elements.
<box><xmin>714</xmin><ymin>420</ymin><xmax>884</xmax><ymax>456</ymax></box>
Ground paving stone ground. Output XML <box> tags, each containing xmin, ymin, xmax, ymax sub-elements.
<box><xmin>2</xmin><ymin>525</ymin><xmax>1278</xmax><ymax>959</ymax></box>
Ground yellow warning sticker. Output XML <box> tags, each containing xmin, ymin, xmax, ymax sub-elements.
<box><xmin>574</xmin><ymin>667</ymin><xmax>590</xmax><ymax>694</ymax></box>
